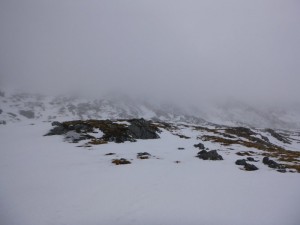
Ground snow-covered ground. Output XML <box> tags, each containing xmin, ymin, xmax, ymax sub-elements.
<box><xmin>1</xmin><ymin>122</ymin><xmax>300</xmax><ymax>225</ymax></box>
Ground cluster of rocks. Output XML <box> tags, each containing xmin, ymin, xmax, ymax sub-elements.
<box><xmin>235</xmin><ymin>158</ymin><xmax>258</xmax><ymax>171</ymax></box>
<box><xmin>45</xmin><ymin>118</ymin><xmax>161</xmax><ymax>144</ymax></box>
<box><xmin>137</xmin><ymin>152</ymin><xmax>151</xmax><ymax>159</ymax></box>
<box><xmin>196</xmin><ymin>150</ymin><xmax>223</xmax><ymax>160</ymax></box>
<box><xmin>263</xmin><ymin>157</ymin><xmax>286</xmax><ymax>172</ymax></box>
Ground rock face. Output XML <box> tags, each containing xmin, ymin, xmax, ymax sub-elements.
<box><xmin>196</xmin><ymin>150</ymin><xmax>223</xmax><ymax>160</ymax></box>
<box><xmin>19</xmin><ymin>110</ymin><xmax>35</xmax><ymax>119</ymax></box>
<box><xmin>128</xmin><ymin>118</ymin><xmax>160</xmax><ymax>139</ymax></box>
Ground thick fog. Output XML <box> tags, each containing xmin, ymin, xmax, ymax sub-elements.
<box><xmin>0</xmin><ymin>0</ymin><xmax>299</xmax><ymax>104</ymax></box>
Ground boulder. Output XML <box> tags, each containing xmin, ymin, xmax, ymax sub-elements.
<box><xmin>128</xmin><ymin>118</ymin><xmax>160</xmax><ymax>139</ymax></box>
<box><xmin>196</xmin><ymin>150</ymin><xmax>223</xmax><ymax>160</ymax></box>
<box><xmin>244</xmin><ymin>163</ymin><xmax>259</xmax><ymax>171</ymax></box>
<box><xmin>247</xmin><ymin>157</ymin><xmax>255</xmax><ymax>162</ymax></box>
<box><xmin>235</xmin><ymin>159</ymin><xmax>247</xmax><ymax>166</ymax></box>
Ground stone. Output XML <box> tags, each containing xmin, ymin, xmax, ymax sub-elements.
<box><xmin>112</xmin><ymin>158</ymin><xmax>131</xmax><ymax>165</ymax></box>
<box><xmin>196</xmin><ymin>150</ymin><xmax>223</xmax><ymax>160</ymax></box>
<box><xmin>247</xmin><ymin>157</ymin><xmax>256</xmax><ymax>162</ymax></box>
<box><xmin>262</xmin><ymin>157</ymin><xmax>284</xmax><ymax>169</ymax></box>
<box><xmin>235</xmin><ymin>159</ymin><xmax>247</xmax><ymax>166</ymax></box>
<box><xmin>244</xmin><ymin>163</ymin><xmax>259</xmax><ymax>171</ymax></box>
<box><xmin>178</xmin><ymin>147</ymin><xmax>185</xmax><ymax>150</ymax></box>
<box><xmin>137</xmin><ymin>152</ymin><xmax>151</xmax><ymax>159</ymax></box>
<box><xmin>194</xmin><ymin>143</ymin><xmax>205</xmax><ymax>150</ymax></box>
<box><xmin>128</xmin><ymin>118</ymin><xmax>160</xmax><ymax>139</ymax></box>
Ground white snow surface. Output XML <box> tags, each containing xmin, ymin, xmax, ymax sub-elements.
<box><xmin>1</xmin><ymin>122</ymin><xmax>300</xmax><ymax>225</ymax></box>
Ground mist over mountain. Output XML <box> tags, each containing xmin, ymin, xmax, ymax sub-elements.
<box><xmin>1</xmin><ymin>88</ymin><xmax>300</xmax><ymax>130</ymax></box>
<box><xmin>1</xmin><ymin>0</ymin><xmax>300</xmax><ymax>108</ymax></box>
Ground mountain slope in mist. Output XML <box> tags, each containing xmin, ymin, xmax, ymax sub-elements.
<box><xmin>1</xmin><ymin>89</ymin><xmax>300</xmax><ymax>130</ymax></box>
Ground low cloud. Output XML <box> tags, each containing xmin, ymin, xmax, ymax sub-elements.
<box><xmin>1</xmin><ymin>0</ymin><xmax>299</xmax><ymax>105</ymax></box>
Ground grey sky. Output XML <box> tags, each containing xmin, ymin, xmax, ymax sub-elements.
<box><xmin>0</xmin><ymin>0</ymin><xmax>299</xmax><ymax>104</ymax></box>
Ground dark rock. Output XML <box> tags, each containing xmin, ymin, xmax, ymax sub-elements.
<box><xmin>105</xmin><ymin>153</ymin><xmax>116</xmax><ymax>156</ymax></box>
<box><xmin>137</xmin><ymin>152</ymin><xmax>151</xmax><ymax>159</ymax></box>
<box><xmin>262</xmin><ymin>156</ymin><xmax>284</xmax><ymax>169</ymax></box>
<box><xmin>178</xmin><ymin>147</ymin><xmax>185</xmax><ymax>150</ymax></box>
<box><xmin>128</xmin><ymin>118</ymin><xmax>160</xmax><ymax>139</ymax></box>
<box><xmin>196</xmin><ymin>150</ymin><xmax>223</xmax><ymax>160</ymax></box>
<box><xmin>0</xmin><ymin>109</ymin><xmax>2</xmax><ymax>114</ymax></box>
<box><xmin>52</xmin><ymin>121</ymin><xmax>62</xmax><ymax>127</ymax></box>
<box><xmin>235</xmin><ymin>159</ymin><xmax>247</xmax><ymax>166</ymax></box>
<box><xmin>265</xmin><ymin>128</ymin><xmax>291</xmax><ymax>144</ymax></box>
<box><xmin>19</xmin><ymin>110</ymin><xmax>35</xmax><ymax>119</ymax></box>
<box><xmin>247</xmin><ymin>157</ymin><xmax>255</xmax><ymax>162</ymax></box>
<box><xmin>263</xmin><ymin>157</ymin><xmax>270</xmax><ymax>164</ymax></box>
<box><xmin>244</xmin><ymin>163</ymin><xmax>259</xmax><ymax>171</ymax></box>
<box><xmin>112</xmin><ymin>158</ymin><xmax>131</xmax><ymax>165</ymax></box>
<box><xmin>45</xmin><ymin>126</ymin><xmax>66</xmax><ymax>135</ymax></box>
<box><xmin>277</xmin><ymin>169</ymin><xmax>287</xmax><ymax>173</ymax></box>
<box><xmin>194</xmin><ymin>143</ymin><xmax>205</xmax><ymax>150</ymax></box>
<box><xmin>0</xmin><ymin>120</ymin><xmax>6</xmax><ymax>125</ymax></box>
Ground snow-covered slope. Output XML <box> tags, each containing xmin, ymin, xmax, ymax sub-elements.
<box><xmin>1</xmin><ymin>120</ymin><xmax>300</xmax><ymax>225</ymax></box>
<box><xmin>1</xmin><ymin>88</ymin><xmax>300</xmax><ymax>225</ymax></box>
<box><xmin>1</xmin><ymin>89</ymin><xmax>300</xmax><ymax>129</ymax></box>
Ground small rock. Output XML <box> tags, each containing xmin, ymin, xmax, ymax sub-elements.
<box><xmin>112</xmin><ymin>158</ymin><xmax>131</xmax><ymax>165</ymax></box>
<box><xmin>137</xmin><ymin>152</ymin><xmax>151</xmax><ymax>159</ymax></box>
<box><xmin>105</xmin><ymin>153</ymin><xmax>116</xmax><ymax>156</ymax></box>
<box><xmin>196</xmin><ymin>150</ymin><xmax>223</xmax><ymax>160</ymax></box>
<box><xmin>194</xmin><ymin>143</ymin><xmax>205</xmax><ymax>150</ymax></box>
<box><xmin>244</xmin><ymin>163</ymin><xmax>259</xmax><ymax>171</ymax></box>
<box><xmin>235</xmin><ymin>159</ymin><xmax>247</xmax><ymax>166</ymax></box>
<box><xmin>178</xmin><ymin>147</ymin><xmax>185</xmax><ymax>150</ymax></box>
<box><xmin>247</xmin><ymin>157</ymin><xmax>255</xmax><ymax>162</ymax></box>
<box><xmin>277</xmin><ymin>169</ymin><xmax>287</xmax><ymax>173</ymax></box>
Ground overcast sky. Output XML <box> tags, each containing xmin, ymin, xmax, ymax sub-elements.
<box><xmin>0</xmin><ymin>0</ymin><xmax>299</xmax><ymax>104</ymax></box>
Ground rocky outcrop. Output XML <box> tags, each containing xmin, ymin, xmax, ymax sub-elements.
<box><xmin>45</xmin><ymin>118</ymin><xmax>161</xmax><ymax>144</ymax></box>
<box><xmin>128</xmin><ymin>118</ymin><xmax>160</xmax><ymax>139</ymax></box>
